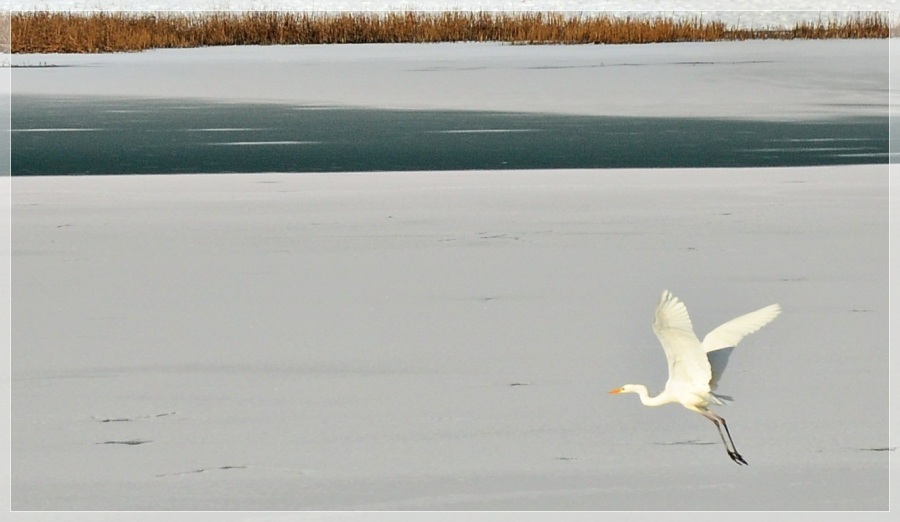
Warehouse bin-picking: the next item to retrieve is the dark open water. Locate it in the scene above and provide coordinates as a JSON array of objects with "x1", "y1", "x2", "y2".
[{"x1": 11, "y1": 96, "x2": 889, "y2": 175}]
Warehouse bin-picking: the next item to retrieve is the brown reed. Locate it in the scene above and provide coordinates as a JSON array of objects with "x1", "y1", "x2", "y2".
[
  {"x1": 9, "y1": 11, "x2": 890, "y2": 54},
  {"x1": 1, "y1": 13, "x2": 10, "y2": 55}
]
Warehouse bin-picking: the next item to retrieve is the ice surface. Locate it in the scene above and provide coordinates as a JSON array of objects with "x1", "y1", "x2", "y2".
[
  {"x1": 11, "y1": 166, "x2": 889, "y2": 510},
  {"x1": 11, "y1": 40, "x2": 888, "y2": 120}
]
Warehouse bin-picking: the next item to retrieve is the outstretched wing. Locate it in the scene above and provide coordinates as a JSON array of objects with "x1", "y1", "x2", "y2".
[
  {"x1": 703, "y1": 303, "x2": 781, "y2": 390},
  {"x1": 652, "y1": 291, "x2": 712, "y2": 392},
  {"x1": 706, "y1": 347, "x2": 734, "y2": 392}
]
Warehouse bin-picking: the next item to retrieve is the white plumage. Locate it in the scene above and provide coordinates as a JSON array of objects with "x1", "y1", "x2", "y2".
[{"x1": 610, "y1": 290, "x2": 781, "y2": 465}]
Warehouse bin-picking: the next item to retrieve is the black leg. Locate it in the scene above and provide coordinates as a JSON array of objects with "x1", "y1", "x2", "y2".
[
  {"x1": 703, "y1": 411, "x2": 748, "y2": 466},
  {"x1": 720, "y1": 419, "x2": 748, "y2": 465}
]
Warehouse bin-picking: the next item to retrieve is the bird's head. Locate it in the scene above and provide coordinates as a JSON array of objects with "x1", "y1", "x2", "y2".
[{"x1": 608, "y1": 384, "x2": 639, "y2": 395}]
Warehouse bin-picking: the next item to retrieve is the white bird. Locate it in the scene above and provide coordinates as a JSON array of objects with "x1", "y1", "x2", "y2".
[{"x1": 609, "y1": 290, "x2": 780, "y2": 465}]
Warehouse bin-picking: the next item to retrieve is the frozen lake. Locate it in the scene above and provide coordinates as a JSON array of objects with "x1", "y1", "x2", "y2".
[
  {"x1": 11, "y1": 40, "x2": 891, "y2": 175},
  {"x1": 11, "y1": 166, "x2": 889, "y2": 510},
  {"x1": 9, "y1": 40, "x2": 891, "y2": 512},
  {"x1": 11, "y1": 96, "x2": 888, "y2": 175}
]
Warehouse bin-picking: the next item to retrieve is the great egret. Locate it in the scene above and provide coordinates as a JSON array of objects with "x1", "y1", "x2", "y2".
[{"x1": 609, "y1": 290, "x2": 780, "y2": 465}]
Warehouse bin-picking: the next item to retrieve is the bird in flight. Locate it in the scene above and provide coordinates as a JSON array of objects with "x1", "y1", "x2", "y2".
[{"x1": 609, "y1": 290, "x2": 780, "y2": 465}]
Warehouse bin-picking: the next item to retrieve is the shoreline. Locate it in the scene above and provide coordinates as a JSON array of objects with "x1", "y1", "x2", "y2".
[{"x1": 9, "y1": 11, "x2": 890, "y2": 53}]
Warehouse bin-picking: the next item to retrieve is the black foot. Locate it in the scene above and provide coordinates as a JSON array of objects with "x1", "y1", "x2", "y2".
[{"x1": 729, "y1": 451, "x2": 748, "y2": 466}]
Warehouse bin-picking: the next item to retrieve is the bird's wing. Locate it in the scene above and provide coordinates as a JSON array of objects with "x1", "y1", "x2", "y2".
[
  {"x1": 702, "y1": 303, "x2": 781, "y2": 389},
  {"x1": 652, "y1": 291, "x2": 712, "y2": 392},
  {"x1": 706, "y1": 347, "x2": 734, "y2": 392},
  {"x1": 702, "y1": 303, "x2": 781, "y2": 353}
]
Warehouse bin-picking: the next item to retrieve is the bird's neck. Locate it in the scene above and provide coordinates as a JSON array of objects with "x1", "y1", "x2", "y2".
[{"x1": 633, "y1": 385, "x2": 672, "y2": 407}]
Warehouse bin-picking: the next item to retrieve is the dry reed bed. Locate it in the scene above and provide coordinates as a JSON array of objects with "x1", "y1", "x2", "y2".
[
  {"x1": 10, "y1": 11, "x2": 891, "y2": 53},
  {"x1": 1, "y1": 14, "x2": 10, "y2": 55}
]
